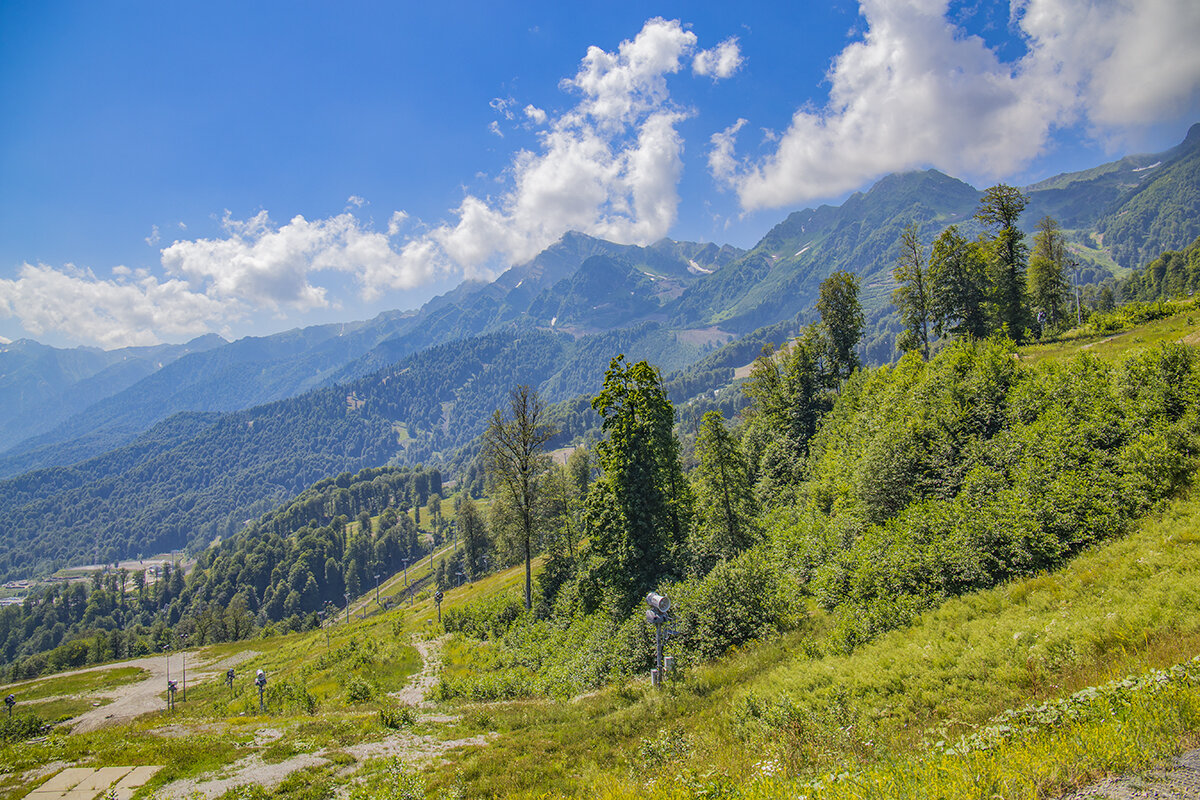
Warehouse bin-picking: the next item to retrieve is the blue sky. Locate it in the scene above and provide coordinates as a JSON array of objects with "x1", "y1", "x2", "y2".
[{"x1": 1, "y1": 0, "x2": 1198, "y2": 348}]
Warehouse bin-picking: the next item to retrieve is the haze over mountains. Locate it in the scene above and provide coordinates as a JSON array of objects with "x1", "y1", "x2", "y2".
[{"x1": 1, "y1": 125, "x2": 1198, "y2": 580}]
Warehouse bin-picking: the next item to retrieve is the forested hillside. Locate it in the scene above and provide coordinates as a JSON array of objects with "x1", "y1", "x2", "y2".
[
  {"x1": 0, "y1": 465, "x2": 442, "y2": 679},
  {"x1": 1119, "y1": 235, "x2": 1200, "y2": 301},
  {"x1": 0, "y1": 334, "x2": 223, "y2": 454},
  {"x1": 0, "y1": 322, "x2": 720, "y2": 581}
]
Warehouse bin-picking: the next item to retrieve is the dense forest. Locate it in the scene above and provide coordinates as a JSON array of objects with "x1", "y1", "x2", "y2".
[
  {"x1": 0, "y1": 466, "x2": 442, "y2": 681},
  {"x1": 429, "y1": 189, "x2": 1200, "y2": 698},
  {"x1": 1118, "y1": 235, "x2": 1200, "y2": 302}
]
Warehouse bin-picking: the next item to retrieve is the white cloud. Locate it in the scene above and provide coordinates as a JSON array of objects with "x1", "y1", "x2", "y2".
[
  {"x1": 709, "y1": 118, "x2": 748, "y2": 184},
  {"x1": 145, "y1": 225, "x2": 160, "y2": 247},
  {"x1": 0, "y1": 263, "x2": 234, "y2": 349},
  {"x1": 715, "y1": 0, "x2": 1200, "y2": 211},
  {"x1": 488, "y1": 120, "x2": 505, "y2": 138},
  {"x1": 3, "y1": 18, "x2": 739, "y2": 348},
  {"x1": 693, "y1": 37, "x2": 743, "y2": 79},
  {"x1": 403, "y1": 17, "x2": 734, "y2": 278},
  {"x1": 161, "y1": 210, "x2": 433, "y2": 307},
  {"x1": 347, "y1": 195, "x2": 366, "y2": 207},
  {"x1": 490, "y1": 97, "x2": 516, "y2": 120},
  {"x1": 387, "y1": 210, "x2": 409, "y2": 236}
]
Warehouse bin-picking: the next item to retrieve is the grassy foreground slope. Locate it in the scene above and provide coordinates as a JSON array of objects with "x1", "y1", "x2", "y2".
[{"x1": 424, "y1": 483, "x2": 1200, "y2": 799}]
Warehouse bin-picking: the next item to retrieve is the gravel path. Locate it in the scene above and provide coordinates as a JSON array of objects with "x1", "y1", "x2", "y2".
[
  {"x1": 156, "y1": 634, "x2": 489, "y2": 799},
  {"x1": 56, "y1": 649, "x2": 259, "y2": 733},
  {"x1": 1061, "y1": 749, "x2": 1200, "y2": 799}
]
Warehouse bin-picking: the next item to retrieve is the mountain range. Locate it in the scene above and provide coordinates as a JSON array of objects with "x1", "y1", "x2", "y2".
[{"x1": 0, "y1": 124, "x2": 1197, "y2": 579}]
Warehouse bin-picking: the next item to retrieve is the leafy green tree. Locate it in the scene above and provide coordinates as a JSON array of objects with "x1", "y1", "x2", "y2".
[
  {"x1": 483, "y1": 385, "x2": 555, "y2": 611},
  {"x1": 741, "y1": 326, "x2": 836, "y2": 495},
  {"x1": 691, "y1": 411, "x2": 759, "y2": 567},
  {"x1": 1027, "y1": 216, "x2": 1072, "y2": 334},
  {"x1": 892, "y1": 223, "x2": 931, "y2": 359},
  {"x1": 976, "y1": 183, "x2": 1030, "y2": 340},
  {"x1": 583, "y1": 356, "x2": 692, "y2": 613},
  {"x1": 818, "y1": 270, "x2": 865, "y2": 380},
  {"x1": 928, "y1": 225, "x2": 990, "y2": 339},
  {"x1": 458, "y1": 496, "x2": 489, "y2": 580}
]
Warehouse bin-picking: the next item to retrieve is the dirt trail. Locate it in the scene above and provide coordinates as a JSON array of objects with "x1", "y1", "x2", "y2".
[
  {"x1": 14, "y1": 649, "x2": 260, "y2": 734},
  {"x1": 1060, "y1": 748, "x2": 1200, "y2": 799},
  {"x1": 157, "y1": 634, "x2": 489, "y2": 799},
  {"x1": 390, "y1": 636, "x2": 445, "y2": 708}
]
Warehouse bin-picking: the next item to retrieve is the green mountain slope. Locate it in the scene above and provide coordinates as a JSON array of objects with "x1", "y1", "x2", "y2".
[{"x1": 0, "y1": 335, "x2": 224, "y2": 453}]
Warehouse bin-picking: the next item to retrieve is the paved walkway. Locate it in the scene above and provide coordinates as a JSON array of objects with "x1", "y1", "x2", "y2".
[{"x1": 25, "y1": 766, "x2": 160, "y2": 800}]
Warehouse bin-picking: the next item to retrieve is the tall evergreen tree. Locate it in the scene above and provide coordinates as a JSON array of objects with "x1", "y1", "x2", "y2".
[
  {"x1": 583, "y1": 356, "x2": 692, "y2": 613},
  {"x1": 892, "y1": 223, "x2": 932, "y2": 360},
  {"x1": 976, "y1": 183, "x2": 1030, "y2": 341},
  {"x1": 691, "y1": 411, "x2": 758, "y2": 568}
]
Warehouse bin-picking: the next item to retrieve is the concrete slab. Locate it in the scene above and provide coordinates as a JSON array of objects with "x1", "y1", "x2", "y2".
[
  {"x1": 32, "y1": 768, "x2": 92, "y2": 792},
  {"x1": 109, "y1": 765, "x2": 162, "y2": 800},
  {"x1": 73, "y1": 766, "x2": 131, "y2": 792}
]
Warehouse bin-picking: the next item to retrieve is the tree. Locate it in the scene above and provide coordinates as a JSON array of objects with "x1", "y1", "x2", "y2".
[
  {"x1": 976, "y1": 184, "x2": 1030, "y2": 340},
  {"x1": 458, "y1": 497, "x2": 489, "y2": 580},
  {"x1": 741, "y1": 326, "x2": 835, "y2": 495},
  {"x1": 892, "y1": 223, "x2": 931, "y2": 360},
  {"x1": 1027, "y1": 216, "x2": 1072, "y2": 334},
  {"x1": 583, "y1": 356, "x2": 692, "y2": 613},
  {"x1": 482, "y1": 385, "x2": 555, "y2": 611},
  {"x1": 818, "y1": 270, "x2": 865, "y2": 380},
  {"x1": 928, "y1": 225, "x2": 990, "y2": 339},
  {"x1": 691, "y1": 411, "x2": 758, "y2": 567}
]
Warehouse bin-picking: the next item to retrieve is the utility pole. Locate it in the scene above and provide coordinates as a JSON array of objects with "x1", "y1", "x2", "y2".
[
  {"x1": 374, "y1": 573, "x2": 380, "y2": 606},
  {"x1": 179, "y1": 633, "x2": 188, "y2": 701},
  {"x1": 344, "y1": 592, "x2": 350, "y2": 625}
]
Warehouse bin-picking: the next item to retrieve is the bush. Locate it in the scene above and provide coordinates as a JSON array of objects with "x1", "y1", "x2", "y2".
[
  {"x1": 0, "y1": 713, "x2": 47, "y2": 742},
  {"x1": 441, "y1": 594, "x2": 525, "y2": 639},
  {"x1": 264, "y1": 679, "x2": 318, "y2": 714},
  {"x1": 343, "y1": 676, "x2": 375, "y2": 704},
  {"x1": 668, "y1": 549, "x2": 795, "y2": 663},
  {"x1": 379, "y1": 701, "x2": 417, "y2": 729}
]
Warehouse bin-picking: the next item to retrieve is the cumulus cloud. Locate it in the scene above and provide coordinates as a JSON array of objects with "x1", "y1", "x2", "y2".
[
  {"x1": 161, "y1": 210, "x2": 433, "y2": 307},
  {"x1": 693, "y1": 38, "x2": 743, "y2": 79},
  {"x1": 715, "y1": 0, "x2": 1200, "y2": 211},
  {"x1": 0, "y1": 263, "x2": 234, "y2": 349},
  {"x1": 404, "y1": 17, "x2": 735, "y2": 278},
  {"x1": 145, "y1": 225, "x2": 160, "y2": 247},
  {"x1": 4, "y1": 18, "x2": 738, "y2": 348}
]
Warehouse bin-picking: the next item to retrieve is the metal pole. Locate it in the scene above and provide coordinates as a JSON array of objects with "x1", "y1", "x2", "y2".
[
  {"x1": 374, "y1": 573, "x2": 380, "y2": 605},
  {"x1": 655, "y1": 623, "x2": 663, "y2": 683},
  {"x1": 181, "y1": 639, "x2": 187, "y2": 702},
  {"x1": 344, "y1": 593, "x2": 350, "y2": 625}
]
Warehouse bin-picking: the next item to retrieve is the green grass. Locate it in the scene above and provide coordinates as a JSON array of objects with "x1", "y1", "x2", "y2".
[
  {"x1": 1, "y1": 665, "x2": 146, "y2": 699},
  {"x1": 1021, "y1": 302, "x2": 1198, "y2": 364},
  {"x1": 420, "y1": 484, "x2": 1200, "y2": 798}
]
